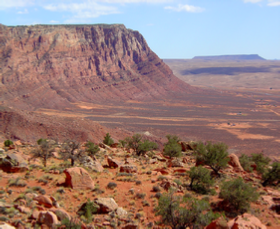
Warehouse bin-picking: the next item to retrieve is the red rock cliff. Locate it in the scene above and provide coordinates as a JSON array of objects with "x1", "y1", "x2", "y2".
[{"x1": 0, "y1": 24, "x2": 196, "y2": 109}]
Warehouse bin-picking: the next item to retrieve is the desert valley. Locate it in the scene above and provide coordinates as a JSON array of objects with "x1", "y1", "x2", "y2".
[{"x1": 0, "y1": 24, "x2": 279, "y2": 229}]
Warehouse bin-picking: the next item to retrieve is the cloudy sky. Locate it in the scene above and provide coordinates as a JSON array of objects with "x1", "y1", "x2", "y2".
[{"x1": 0, "y1": 0, "x2": 279, "y2": 59}]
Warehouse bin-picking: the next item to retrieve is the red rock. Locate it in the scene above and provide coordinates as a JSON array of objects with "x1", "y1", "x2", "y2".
[
  {"x1": 50, "y1": 208, "x2": 71, "y2": 221},
  {"x1": 227, "y1": 213, "x2": 267, "y2": 229},
  {"x1": 206, "y1": 216, "x2": 229, "y2": 229},
  {"x1": 64, "y1": 167, "x2": 95, "y2": 190},
  {"x1": 173, "y1": 168, "x2": 187, "y2": 174},
  {"x1": 228, "y1": 154, "x2": 244, "y2": 172},
  {"x1": 153, "y1": 168, "x2": 169, "y2": 175},
  {"x1": 119, "y1": 165, "x2": 137, "y2": 174},
  {"x1": 34, "y1": 195, "x2": 53, "y2": 208},
  {"x1": 94, "y1": 198, "x2": 118, "y2": 213},
  {"x1": 37, "y1": 211, "x2": 59, "y2": 228},
  {"x1": 106, "y1": 156, "x2": 122, "y2": 168}
]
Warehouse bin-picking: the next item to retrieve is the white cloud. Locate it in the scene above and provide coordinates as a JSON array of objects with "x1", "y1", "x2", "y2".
[
  {"x1": 243, "y1": 0, "x2": 263, "y2": 3},
  {"x1": 0, "y1": 0, "x2": 34, "y2": 9},
  {"x1": 268, "y1": 0, "x2": 280, "y2": 6},
  {"x1": 44, "y1": 2, "x2": 120, "y2": 19},
  {"x1": 164, "y1": 4, "x2": 204, "y2": 13},
  {"x1": 17, "y1": 8, "x2": 28, "y2": 14},
  {"x1": 98, "y1": 0, "x2": 172, "y2": 3}
]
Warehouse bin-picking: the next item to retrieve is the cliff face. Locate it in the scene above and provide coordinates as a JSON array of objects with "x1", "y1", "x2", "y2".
[{"x1": 0, "y1": 24, "x2": 196, "y2": 110}]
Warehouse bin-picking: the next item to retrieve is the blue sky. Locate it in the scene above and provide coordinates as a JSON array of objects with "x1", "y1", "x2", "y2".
[{"x1": 0, "y1": 0, "x2": 279, "y2": 59}]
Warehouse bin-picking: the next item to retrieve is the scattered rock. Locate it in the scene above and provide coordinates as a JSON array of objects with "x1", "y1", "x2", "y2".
[
  {"x1": 227, "y1": 213, "x2": 267, "y2": 229},
  {"x1": 106, "y1": 156, "x2": 122, "y2": 168},
  {"x1": 0, "y1": 153, "x2": 28, "y2": 173},
  {"x1": 94, "y1": 198, "x2": 118, "y2": 213},
  {"x1": 64, "y1": 167, "x2": 95, "y2": 190},
  {"x1": 180, "y1": 141, "x2": 194, "y2": 151},
  {"x1": 115, "y1": 207, "x2": 128, "y2": 219},
  {"x1": 34, "y1": 195, "x2": 53, "y2": 208},
  {"x1": 228, "y1": 154, "x2": 244, "y2": 172},
  {"x1": 50, "y1": 208, "x2": 71, "y2": 221},
  {"x1": 119, "y1": 165, "x2": 137, "y2": 174},
  {"x1": 37, "y1": 211, "x2": 59, "y2": 228},
  {"x1": 167, "y1": 158, "x2": 184, "y2": 167},
  {"x1": 206, "y1": 216, "x2": 229, "y2": 229},
  {"x1": 152, "y1": 155, "x2": 166, "y2": 162},
  {"x1": 153, "y1": 168, "x2": 169, "y2": 175},
  {"x1": 79, "y1": 156, "x2": 104, "y2": 173},
  {"x1": 0, "y1": 223, "x2": 16, "y2": 229},
  {"x1": 122, "y1": 223, "x2": 138, "y2": 229}
]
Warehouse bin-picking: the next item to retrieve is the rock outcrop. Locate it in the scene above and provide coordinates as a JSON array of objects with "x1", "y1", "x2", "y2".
[
  {"x1": 0, "y1": 24, "x2": 197, "y2": 110},
  {"x1": 227, "y1": 213, "x2": 267, "y2": 229},
  {"x1": 64, "y1": 167, "x2": 95, "y2": 190}
]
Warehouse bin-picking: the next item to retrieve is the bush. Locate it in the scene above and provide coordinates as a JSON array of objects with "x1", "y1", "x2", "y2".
[
  {"x1": 4, "y1": 139, "x2": 13, "y2": 147},
  {"x1": 8, "y1": 177, "x2": 27, "y2": 187},
  {"x1": 103, "y1": 133, "x2": 114, "y2": 146},
  {"x1": 77, "y1": 199, "x2": 98, "y2": 224},
  {"x1": 219, "y1": 177, "x2": 259, "y2": 213},
  {"x1": 58, "y1": 218, "x2": 82, "y2": 229},
  {"x1": 262, "y1": 162, "x2": 280, "y2": 187},
  {"x1": 251, "y1": 152, "x2": 271, "y2": 174},
  {"x1": 189, "y1": 166, "x2": 214, "y2": 194},
  {"x1": 163, "y1": 135, "x2": 182, "y2": 158},
  {"x1": 125, "y1": 134, "x2": 158, "y2": 156},
  {"x1": 195, "y1": 141, "x2": 229, "y2": 176},
  {"x1": 155, "y1": 189, "x2": 219, "y2": 229},
  {"x1": 152, "y1": 185, "x2": 161, "y2": 192},
  {"x1": 60, "y1": 140, "x2": 84, "y2": 167},
  {"x1": 239, "y1": 154, "x2": 253, "y2": 172},
  {"x1": 107, "y1": 182, "x2": 117, "y2": 190},
  {"x1": 85, "y1": 141, "x2": 100, "y2": 157}
]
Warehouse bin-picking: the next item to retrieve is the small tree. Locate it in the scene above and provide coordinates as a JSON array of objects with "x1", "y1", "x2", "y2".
[
  {"x1": 239, "y1": 154, "x2": 253, "y2": 172},
  {"x1": 31, "y1": 139, "x2": 56, "y2": 167},
  {"x1": 103, "y1": 133, "x2": 114, "y2": 146},
  {"x1": 189, "y1": 166, "x2": 214, "y2": 194},
  {"x1": 251, "y1": 152, "x2": 271, "y2": 174},
  {"x1": 4, "y1": 139, "x2": 13, "y2": 147},
  {"x1": 85, "y1": 141, "x2": 100, "y2": 157},
  {"x1": 155, "y1": 188, "x2": 218, "y2": 229},
  {"x1": 118, "y1": 139, "x2": 127, "y2": 148},
  {"x1": 125, "y1": 134, "x2": 158, "y2": 156},
  {"x1": 195, "y1": 141, "x2": 229, "y2": 177},
  {"x1": 59, "y1": 140, "x2": 84, "y2": 167},
  {"x1": 163, "y1": 135, "x2": 182, "y2": 158},
  {"x1": 219, "y1": 177, "x2": 259, "y2": 214},
  {"x1": 262, "y1": 162, "x2": 280, "y2": 187}
]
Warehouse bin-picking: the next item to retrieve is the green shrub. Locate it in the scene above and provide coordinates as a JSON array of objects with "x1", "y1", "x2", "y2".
[
  {"x1": 219, "y1": 177, "x2": 259, "y2": 214},
  {"x1": 107, "y1": 182, "x2": 117, "y2": 190},
  {"x1": 135, "y1": 193, "x2": 146, "y2": 199},
  {"x1": 8, "y1": 177, "x2": 27, "y2": 187},
  {"x1": 103, "y1": 133, "x2": 114, "y2": 146},
  {"x1": 4, "y1": 139, "x2": 13, "y2": 147},
  {"x1": 239, "y1": 154, "x2": 253, "y2": 172},
  {"x1": 60, "y1": 140, "x2": 84, "y2": 167},
  {"x1": 155, "y1": 189, "x2": 219, "y2": 229},
  {"x1": 188, "y1": 166, "x2": 214, "y2": 194},
  {"x1": 251, "y1": 152, "x2": 271, "y2": 174},
  {"x1": 85, "y1": 141, "x2": 100, "y2": 157},
  {"x1": 57, "y1": 218, "x2": 82, "y2": 229},
  {"x1": 262, "y1": 162, "x2": 280, "y2": 187},
  {"x1": 77, "y1": 199, "x2": 98, "y2": 224},
  {"x1": 195, "y1": 141, "x2": 229, "y2": 176},
  {"x1": 163, "y1": 135, "x2": 182, "y2": 158}
]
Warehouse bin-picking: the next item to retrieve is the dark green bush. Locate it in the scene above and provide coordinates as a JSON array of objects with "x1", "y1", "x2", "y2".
[
  {"x1": 262, "y1": 162, "x2": 280, "y2": 187},
  {"x1": 107, "y1": 182, "x2": 117, "y2": 190},
  {"x1": 251, "y1": 152, "x2": 271, "y2": 174},
  {"x1": 189, "y1": 166, "x2": 214, "y2": 194},
  {"x1": 239, "y1": 154, "x2": 253, "y2": 172},
  {"x1": 85, "y1": 141, "x2": 100, "y2": 157},
  {"x1": 219, "y1": 177, "x2": 259, "y2": 214},
  {"x1": 103, "y1": 133, "x2": 114, "y2": 146},
  {"x1": 155, "y1": 189, "x2": 219, "y2": 229},
  {"x1": 195, "y1": 141, "x2": 229, "y2": 176},
  {"x1": 163, "y1": 135, "x2": 182, "y2": 158},
  {"x1": 4, "y1": 139, "x2": 13, "y2": 147},
  {"x1": 77, "y1": 199, "x2": 98, "y2": 224}
]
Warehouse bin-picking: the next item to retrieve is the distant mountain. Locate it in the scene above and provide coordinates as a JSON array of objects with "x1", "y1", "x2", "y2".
[
  {"x1": 0, "y1": 24, "x2": 198, "y2": 110},
  {"x1": 193, "y1": 54, "x2": 266, "y2": 61}
]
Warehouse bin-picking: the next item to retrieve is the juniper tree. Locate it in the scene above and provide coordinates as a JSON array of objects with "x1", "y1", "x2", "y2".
[
  {"x1": 59, "y1": 140, "x2": 84, "y2": 167},
  {"x1": 163, "y1": 135, "x2": 182, "y2": 158}
]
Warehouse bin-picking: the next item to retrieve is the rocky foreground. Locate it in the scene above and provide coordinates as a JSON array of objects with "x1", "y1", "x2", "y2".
[{"x1": 0, "y1": 139, "x2": 279, "y2": 229}]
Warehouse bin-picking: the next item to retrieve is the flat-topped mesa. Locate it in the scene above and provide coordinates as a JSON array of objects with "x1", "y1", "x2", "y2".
[
  {"x1": 0, "y1": 24, "x2": 196, "y2": 110},
  {"x1": 193, "y1": 54, "x2": 266, "y2": 61}
]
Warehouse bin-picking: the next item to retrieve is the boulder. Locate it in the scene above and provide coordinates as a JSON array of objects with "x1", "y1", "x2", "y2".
[
  {"x1": 79, "y1": 156, "x2": 104, "y2": 173},
  {"x1": 119, "y1": 165, "x2": 137, "y2": 174},
  {"x1": 94, "y1": 198, "x2": 118, "y2": 213},
  {"x1": 64, "y1": 167, "x2": 95, "y2": 190},
  {"x1": 115, "y1": 207, "x2": 128, "y2": 219},
  {"x1": 167, "y1": 159, "x2": 184, "y2": 168},
  {"x1": 180, "y1": 141, "x2": 194, "y2": 151},
  {"x1": 153, "y1": 168, "x2": 169, "y2": 175},
  {"x1": 152, "y1": 155, "x2": 166, "y2": 162},
  {"x1": 0, "y1": 148, "x2": 4, "y2": 154},
  {"x1": 227, "y1": 213, "x2": 267, "y2": 229},
  {"x1": 0, "y1": 223, "x2": 16, "y2": 229},
  {"x1": 106, "y1": 156, "x2": 122, "y2": 168},
  {"x1": 34, "y1": 195, "x2": 53, "y2": 208},
  {"x1": 37, "y1": 211, "x2": 59, "y2": 228},
  {"x1": 206, "y1": 216, "x2": 229, "y2": 229},
  {"x1": 228, "y1": 154, "x2": 244, "y2": 172},
  {"x1": 0, "y1": 153, "x2": 28, "y2": 173},
  {"x1": 50, "y1": 208, "x2": 71, "y2": 221}
]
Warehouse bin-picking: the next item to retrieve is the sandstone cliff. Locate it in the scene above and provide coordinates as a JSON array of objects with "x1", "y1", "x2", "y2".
[{"x1": 0, "y1": 24, "x2": 197, "y2": 110}]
